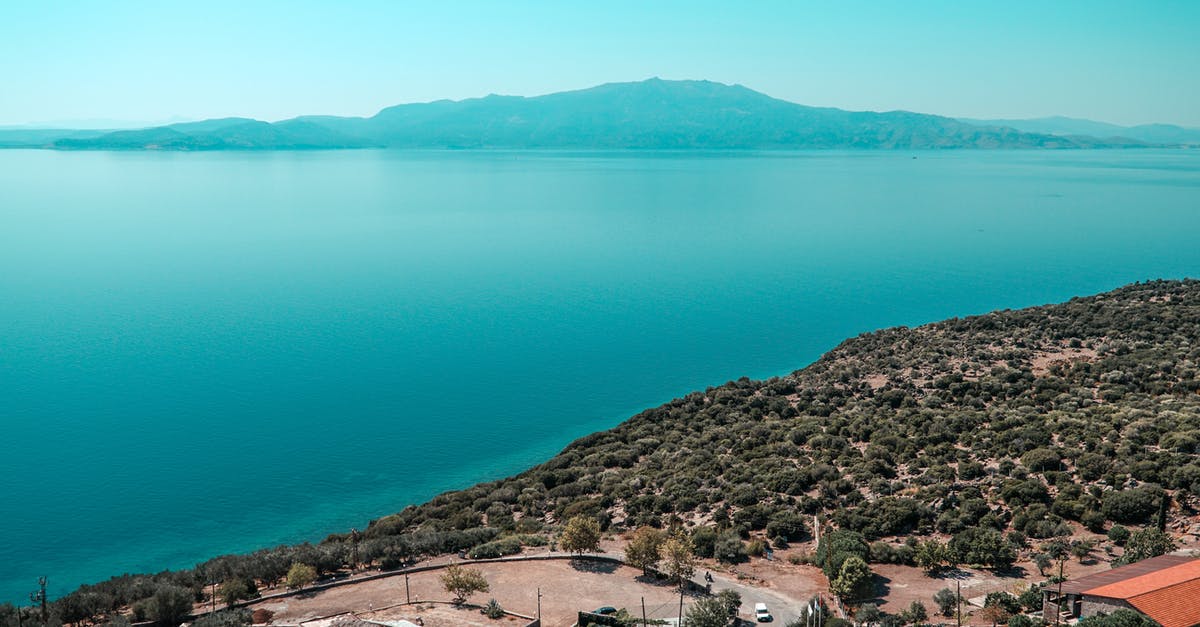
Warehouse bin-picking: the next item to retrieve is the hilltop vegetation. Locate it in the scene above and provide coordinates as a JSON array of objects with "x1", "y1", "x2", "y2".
[
  {"x1": 0, "y1": 79, "x2": 1153, "y2": 151},
  {"x1": 5, "y1": 279, "x2": 1199, "y2": 625}
]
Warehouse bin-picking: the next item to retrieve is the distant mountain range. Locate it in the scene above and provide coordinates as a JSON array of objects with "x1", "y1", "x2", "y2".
[
  {"x1": 958, "y1": 115, "x2": 1200, "y2": 146},
  {"x1": 0, "y1": 79, "x2": 1188, "y2": 151}
]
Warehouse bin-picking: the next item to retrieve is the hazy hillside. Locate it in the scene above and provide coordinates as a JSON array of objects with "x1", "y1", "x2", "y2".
[
  {"x1": 29, "y1": 279, "x2": 1200, "y2": 624},
  {"x1": 960, "y1": 115, "x2": 1200, "y2": 146},
  {"x1": 0, "y1": 79, "x2": 1158, "y2": 151}
]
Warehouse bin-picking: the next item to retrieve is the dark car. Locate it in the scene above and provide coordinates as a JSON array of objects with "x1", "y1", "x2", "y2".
[{"x1": 594, "y1": 606, "x2": 618, "y2": 615}]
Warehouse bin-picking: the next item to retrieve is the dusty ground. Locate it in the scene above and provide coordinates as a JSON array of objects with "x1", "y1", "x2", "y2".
[
  {"x1": 254, "y1": 559, "x2": 703, "y2": 627},
  {"x1": 870, "y1": 556, "x2": 1116, "y2": 624}
]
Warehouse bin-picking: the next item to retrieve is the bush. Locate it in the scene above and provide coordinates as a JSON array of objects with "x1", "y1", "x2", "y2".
[
  {"x1": 147, "y1": 585, "x2": 193, "y2": 627},
  {"x1": 1021, "y1": 448, "x2": 1062, "y2": 472},
  {"x1": 1008, "y1": 616, "x2": 1035, "y2": 627},
  {"x1": 765, "y1": 510, "x2": 809, "y2": 541},
  {"x1": 933, "y1": 588, "x2": 959, "y2": 617},
  {"x1": 950, "y1": 528, "x2": 1016, "y2": 570},
  {"x1": 1103, "y1": 486, "x2": 1165, "y2": 524},
  {"x1": 746, "y1": 539, "x2": 767, "y2": 557},
  {"x1": 691, "y1": 526, "x2": 718, "y2": 558},
  {"x1": 714, "y1": 531, "x2": 748, "y2": 563},
  {"x1": 468, "y1": 537, "x2": 522, "y2": 559},
  {"x1": 1108, "y1": 524, "x2": 1131, "y2": 545},
  {"x1": 1116, "y1": 528, "x2": 1175, "y2": 565},
  {"x1": 481, "y1": 599, "x2": 505, "y2": 619},
  {"x1": 1081, "y1": 509, "x2": 1106, "y2": 533}
]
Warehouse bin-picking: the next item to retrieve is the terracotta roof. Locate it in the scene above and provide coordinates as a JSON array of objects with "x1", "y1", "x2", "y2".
[
  {"x1": 1060, "y1": 554, "x2": 1194, "y2": 595},
  {"x1": 1077, "y1": 557, "x2": 1200, "y2": 627},
  {"x1": 1125, "y1": 579, "x2": 1200, "y2": 627},
  {"x1": 1085, "y1": 559, "x2": 1200, "y2": 599}
]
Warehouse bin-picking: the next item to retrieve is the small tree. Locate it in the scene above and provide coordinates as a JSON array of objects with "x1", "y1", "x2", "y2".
[
  {"x1": 914, "y1": 540, "x2": 950, "y2": 574},
  {"x1": 983, "y1": 591, "x2": 1021, "y2": 627},
  {"x1": 219, "y1": 578, "x2": 251, "y2": 608},
  {"x1": 440, "y1": 564, "x2": 490, "y2": 603},
  {"x1": 560, "y1": 516, "x2": 602, "y2": 554},
  {"x1": 1018, "y1": 585, "x2": 1043, "y2": 612},
  {"x1": 286, "y1": 563, "x2": 316, "y2": 590},
  {"x1": 1070, "y1": 539, "x2": 1096, "y2": 562},
  {"x1": 625, "y1": 526, "x2": 666, "y2": 575},
  {"x1": 857, "y1": 604, "x2": 884, "y2": 626},
  {"x1": 660, "y1": 535, "x2": 697, "y2": 590},
  {"x1": 148, "y1": 585, "x2": 193, "y2": 627},
  {"x1": 685, "y1": 597, "x2": 731, "y2": 627},
  {"x1": 716, "y1": 589, "x2": 741, "y2": 619},
  {"x1": 830, "y1": 555, "x2": 872, "y2": 601},
  {"x1": 932, "y1": 588, "x2": 959, "y2": 617},
  {"x1": 1117, "y1": 528, "x2": 1175, "y2": 565},
  {"x1": 901, "y1": 600, "x2": 927, "y2": 625},
  {"x1": 1033, "y1": 553, "x2": 1052, "y2": 576}
]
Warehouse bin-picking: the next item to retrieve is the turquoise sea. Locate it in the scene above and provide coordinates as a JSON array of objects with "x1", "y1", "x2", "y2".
[{"x1": 1, "y1": 149, "x2": 1198, "y2": 602}]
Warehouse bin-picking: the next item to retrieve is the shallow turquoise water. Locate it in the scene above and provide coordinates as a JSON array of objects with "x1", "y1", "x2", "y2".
[{"x1": 1, "y1": 149, "x2": 1198, "y2": 602}]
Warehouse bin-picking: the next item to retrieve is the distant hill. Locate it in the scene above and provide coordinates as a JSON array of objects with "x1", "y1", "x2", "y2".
[
  {"x1": 959, "y1": 115, "x2": 1200, "y2": 146},
  {"x1": 0, "y1": 79, "x2": 1162, "y2": 151}
]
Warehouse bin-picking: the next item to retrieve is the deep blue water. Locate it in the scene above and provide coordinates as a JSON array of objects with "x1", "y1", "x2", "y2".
[{"x1": 1, "y1": 149, "x2": 1198, "y2": 602}]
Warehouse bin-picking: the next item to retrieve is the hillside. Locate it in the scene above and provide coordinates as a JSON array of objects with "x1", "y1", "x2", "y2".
[
  {"x1": 0, "y1": 79, "x2": 1155, "y2": 151},
  {"x1": 16, "y1": 279, "x2": 1200, "y2": 624},
  {"x1": 960, "y1": 115, "x2": 1200, "y2": 146}
]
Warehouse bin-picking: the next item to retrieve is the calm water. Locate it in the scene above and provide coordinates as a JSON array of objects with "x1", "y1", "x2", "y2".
[{"x1": 1, "y1": 149, "x2": 1198, "y2": 602}]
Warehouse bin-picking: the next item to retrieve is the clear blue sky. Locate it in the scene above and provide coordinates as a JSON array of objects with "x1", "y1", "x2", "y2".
[{"x1": 2, "y1": 0, "x2": 1198, "y2": 127}]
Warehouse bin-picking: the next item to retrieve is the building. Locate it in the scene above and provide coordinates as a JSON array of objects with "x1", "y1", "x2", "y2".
[{"x1": 1043, "y1": 554, "x2": 1200, "y2": 627}]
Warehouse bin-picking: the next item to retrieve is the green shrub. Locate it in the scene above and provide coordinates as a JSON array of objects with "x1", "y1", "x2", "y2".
[{"x1": 468, "y1": 537, "x2": 522, "y2": 559}]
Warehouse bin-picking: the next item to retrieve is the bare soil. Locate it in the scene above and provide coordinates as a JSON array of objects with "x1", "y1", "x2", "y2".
[{"x1": 253, "y1": 559, "x2": 696, "y2": 627}]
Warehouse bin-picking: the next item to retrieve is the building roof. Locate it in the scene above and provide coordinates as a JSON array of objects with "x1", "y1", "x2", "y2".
[
  {"x1": 1124, "y1": 579, "x2": 1200, "y2": 627},
  {"x1": 1060, "y1": 554, "x2": 1194, "y2": 595},
  {"x1": 1073, "y1": 556, "x2": 1200, "y2": 627}
]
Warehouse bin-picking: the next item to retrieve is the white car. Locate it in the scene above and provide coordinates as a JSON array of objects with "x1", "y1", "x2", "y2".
[{"x1": 755, "y1": 602, "x2": 773, "y2": 622}]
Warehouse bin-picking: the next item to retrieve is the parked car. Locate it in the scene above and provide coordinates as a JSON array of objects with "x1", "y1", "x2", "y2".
[
  {"x1": 594, "y1": 606, "x2": 618, "y2": 615},
  {"x1": 755, "y1": 602, "x2": 773, "y2": 622}
]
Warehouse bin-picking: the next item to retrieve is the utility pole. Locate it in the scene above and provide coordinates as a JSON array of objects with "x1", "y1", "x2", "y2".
[
  {"x1": 211, "y1": 580, "x2": 217, "y2": 614},
  {"x1": 405, "y1": 573, "x2": 411, "y2": 604},
  {"x1": 641, "y1": 596, "x2": 647, "y2": 627},
  {"x1": 956, "y1": 579, "x2": 961, "y2": 627},
  {"x1": 678, "y1": 585, "x2": 684, "y2": 626},
  {"x1": 536, "y1": 588, "x2": 542, "y2": 621}
]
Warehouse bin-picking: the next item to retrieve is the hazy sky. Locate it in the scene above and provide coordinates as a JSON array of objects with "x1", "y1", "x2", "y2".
[{"x1": 2, "y1": 0, "x2": 1198, "y2": 127}]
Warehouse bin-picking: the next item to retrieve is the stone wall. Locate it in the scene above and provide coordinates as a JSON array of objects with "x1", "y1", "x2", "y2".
[{"x1": 1081, "y1": 596, "x2": 1134, "y2": 617}]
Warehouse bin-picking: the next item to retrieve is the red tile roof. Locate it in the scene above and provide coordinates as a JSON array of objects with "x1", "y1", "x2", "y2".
[
  {"x1": 1061, "y1": 555, "x2": 1195, "y2": 595},
  {"x1": 1083, "y1": 558, "x2": 1200, "y2": 627},
  {"x1": 1086, "y1": 559, "x2": 1200, "y2": 599},
  {"x1": 1125, "y1": 579, "x2": 1200, "y2": 627}
]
